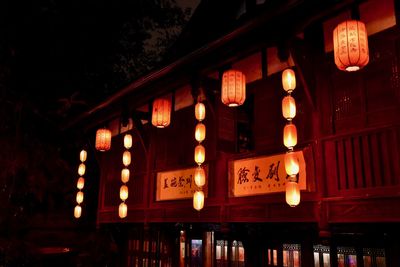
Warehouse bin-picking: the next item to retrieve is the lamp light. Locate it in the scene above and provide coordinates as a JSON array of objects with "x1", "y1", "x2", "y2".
[
  {"x1": 194, "y1": 144, "x2": 205, "y2": 165},
  {"x1": 119, "y1": 202, "x2": 127, "y2": 218},
  {"x1": 95, "y1": 128, "x2": 112, "y2": 151},
  {"x1": 195, "y1": 102, "x2": 206, "y2": 121},
  {"x1": 124, "y1": 134, "x2": 133, "y2": 149},
  {"x1": 283, "y1": 124, "x2": 297, "y2": 149},
  {"x1": 282, "y1": 69, "x2": 296, "y2": 93},
  {"x1": 285, "y1": 180, "x2": 300, "y2": 207},
  {"x1": 152, "y1": 98, "x2": 171, "y2": 128},
  {"x1": 194, "y1": 166, "x2": 206, "y2": 187},
  {"x1": 121, "y1": 168, "x2": 130, "y2": 183},
  {"x1": 193, "y1": 191, "x2": 205, "y2": 211},
  {"x1": 221, "y1": 70, "x2": 246, "y2": 107},
  {"x1": 74, "y1": 205, "x2": 82, "y2": 218},
  {"x1": 195, "y1": 123, "x2": 206, "y2": 143},
  {"x1": 282, "y1": 95, "x2": 296, "y2": 121}
]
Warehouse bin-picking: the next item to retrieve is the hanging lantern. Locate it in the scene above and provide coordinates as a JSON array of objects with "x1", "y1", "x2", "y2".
[
  {"x1": 282, "y1": 95, "x2": 296, "y2": 121},
  {"x1": 195, "y1": 102, "x2": 206, "y2": 121},
  {"x1": 77, "y1": 177, "x2": 85, "y2": 190},
  {"x1": 282, "y1": 69, "x2": 296, "y2": 92},
  {"x1": 74, "y1": 205, "x2": 82, "y2": 218},
  {"x1": 76, "y1": 191, "x2": 84, "y2": 204},
  {"x1": 193, "y1": 190, "x2": 205, "y2": 211},
  {"x1": 119, "y1": 202, "x2": 128, "y2": 218},
  {"x1": 121, "y1": 168, "x2": 130, "y2": 183},
  {"x1": 152, "y1": 98, "x2": 171, "y2": 128},
  {"x1": 80, "y1": 150, "x2": 87, "y2": 162},
  {"x1": 95, "y1": 128, "x2": 112, "y2": 151},
  {"x1": 120, "y1": 185, "x2": 129, "y2": 201},
  {"x1": 284, "y1": 151, "x2": 299, "y2": 176},
  {"x1": 333, "y1": 20, "x2": 369, "y2": 72},
  {"x1": 78, "y1": 163, "x2": 86, "y2": 176},
  {"x1": 283, "y1": 124, "x2": 297, "y2": 149},
  {"x1": 221, "y1": 70, "x2": 246, "y2": 107},
  {"x1": 195, "y1": 123, "x2": 206, "y2": 143},
  {"x1": 123, "y1": 151, "x2": 131, "y2": 166},
  {"x1": 286, "y1": 181, "x2": 300, "y2": 207},
  {"x1": 194, "y1": 166, "x2": 206, "y2": 187},
  {"x1": 194, "y1": 144, "x2": 205, "y2": 165},
  {"x1": 124, "y1": 134, "x2": 133, "y2": 149}
]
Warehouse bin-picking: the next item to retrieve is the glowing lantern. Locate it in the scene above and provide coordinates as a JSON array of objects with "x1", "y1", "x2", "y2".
[
  {"x1": 221, "y1": 70, "x2": 246, "y2": 107},
  {"x1": 284, "y1": 151, "x2": 299, "y2": 176},
  {"x1": 283, "y1": 124, "x2": 297, "y2": 149},
  {"x1": 193, "y1": 191, "x2": 205, "y2": 211},
  {"x1": 195, "y1": 123, "x2": 206, "y2": 143},
  {"x1": 194, "y1": 166, "x2": 206, "y2": 187},
  {"x1": 78, "y1": 163, "x2": 86, "y2": 176},
  {"x1": 76, "y1": 191, "x2": 84, "y2": 204},
  {"x1": 333, "y1": 20, "x2": 369, "y2": 72},
  {"x1": 152, "y1": 98, "x2": 171, "y2": 128},
  {"x1": 80, "y1": 150, "x2": 87, "y2": 162},
  {"x1": 282, "y1": 69, "x2": 296, "y2": 92},
  {"x1": 286, "y1": 181, "x2": 300, "y2": 207},
  {"x1": 77, "y1": 177, "x2": 85, "y2": 190},
  {"x1": 124, "y1": 134, "x2": 133, "y2": 149},
  {"x1": 120, "y1": 185, "x2": 129, "y2": 201},
  {"x1": 282, "y1": 95, "x2": 296, "y2": 121},
  {"x1": 119, "y1": 202, "x2": 127, "y2": 218},
  {"x1": 194, "y1": 144, "x2": 205, "y2": 165},
  {"x1": 195, "y1": 102, "x2": 206, "y2": 121},
  {"x1": 121, "y1": 168, "x2": 130, "y2": 183},
  {"x1": 123, "y1": 151, "x2": 131, "y2": 166},
  {"x1": 74, "y1": 205, "x2": 82, "y2": 218},
  {"x1": 95, "y1": 128, "x2": 112, "y2": 151}
]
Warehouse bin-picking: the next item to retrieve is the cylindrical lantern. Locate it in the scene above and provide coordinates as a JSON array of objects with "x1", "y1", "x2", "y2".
[
  {"x1": 194, "y1": 144, "x2": 205, "y2": 165},
  {"x1": 333, "y1": 20, "x2": 369, "y2": 72},
  {"x1": 80, "y1": 150, "x2": 87, "y2": 162},
  {"x1": 193, "y1": 190, "x2": 205, "y2": 211},
  {"x1": 194, "y1": 166, "x2": 206, "y2": 187},
  {"x1": 284, "y1": 151, "x2": 299, "y2": 176},
  {"x1": 78, "y1": 163, "x2": 86, "y2": 176},
  {"x1": 120, "y1": 185, "x2": 129, "y2": 201},
  {"x1": 123, "y1": 151, "x2": 131, "y2": 166},
  {"x1": 282, "y1": 95, "x2": 296, "y2": 121},
  {"x1": 121, "y1": 168, "x2": 130, "y2": 183},
  {"x1": 195, "y1": 102, "x2": 206, "y2": 121},
  {"x1": 286, "y1": 181, "x2": 300, "y2": 207},
  {"x1": 282, "y1": 69, "x2": 296, "y2": 92},
  {"x1": 76, "y1": 191, "x2": 84, "y2": 204},
  {"x1": 77, "y1": 177, "x2": 85, "y2": 190},
  {"x1": 152, "y1": 98, "x2": 171, "y2": 128},
  {"x1": 195, "y1": 123, "x2": 206, "y2": 143},
  {"x1": 74, "y1": 205, "x2": 82, "y2": 218},
  {"x1": 119, "y1": 202, "x2": 127, "y2": 218},
  {"x1": 124, "y1": 134, "x2": 133, "y2": 149},
  {"x1": 95, "y1": 128, "x2": 112, "y2": 151},
  {"x1": 283, "y1": 124, "x2": 297, "y2": 149},
  {"x1": 221, "y1": 70, "x2": 246, "y2": 107}
]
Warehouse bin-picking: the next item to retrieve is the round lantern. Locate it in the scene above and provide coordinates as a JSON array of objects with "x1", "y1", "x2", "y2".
[
  {"x1": 286, "y1": 181, "x2": 300, "y2": 207},
  {"x1": 80, "y1": 150, "x2": 87, "y2": 162},
  {"x1": 74, "y1": 205, "x2": 82, "y2": 218},
  {"x1": 119, "y1": 202, "x2": 127, "y2": 218},
  {"x1": 121, "y1": 168, "x2": 130, "y2": 183},
  {"x1": 195, "y1": 102, "x2": 206, "y2": 121},
  {"x1": 333, "y1": 20, "x2": 369, "y2": 72},
  {"x1": 195, "y1": 123, "x2": 206, "y2": 143},
  {"x1": 193, "y1": 190, "x2": 205, "y2": 211},
  {"x1": 221, "y1": 70, "x2": 246, "y2": 107},
  {"x1": 123, "y1": 151, "x2": 131, "y2": 166},
  {"x1": 194, "y1": 166, "x2": 206, "y2": 187},
  {"x1": 194, "y1": 144, "x2": 205, "y2": 165},
  {"x1": 152, "y1": 98, "x2": 171, "y2": 128},
  {"x1": 76, "y1": 191, "x2": 84, "y2": 204},
  {"x1": 282, "y1": 69, "x2": 296, "y2": 92},
  {"x1": 95, "y1": 128, "x2": 112, "y2": 151},
  {"x1": 124, "y1": 134, "x2": 133, "y2": 149},
  {"x1": 78, "y1": 163, "x2": 86, "y2": 176},
  {"x1": 284, "y1": 151, "x2": 299, "y2": 176},
  {"x1": 282, "y1": 95, "x2": 296, "y2": 121},
  {"x1": 77, "y1": 177, "x2": 85, "y2": 190},
  {"x1": 283, "y1": 123, "x2": 297, "y2": 149},
  {"x1": 120, "y1": 185, "x2": 129, "y2": 201}
]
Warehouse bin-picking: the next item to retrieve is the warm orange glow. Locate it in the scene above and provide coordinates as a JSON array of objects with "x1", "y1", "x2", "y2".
[
  {"x1": 119, "y1": 202, "x2": 127, "y2": 218},
  {"x1": 286, "y1": 181, "x2": 300, "y2": 207},
  {"x1": 193, "y1": 190, "x2": 204, "y2": 211},
  {"x1": 77, "y1": 177, "x2": 85, "y2": 190},
  {"x1": 74, "y1": 205, "x2": 82, "y2": 218},
  {"x1": 152, "y1": 98, "x2": 171, "y2": 128},
  {"x1": 284, "y1": 151, "x2": 299, "y2": 176},
  {"x1": 195, "y1": 102, "x2": 206, "y2": 121},
  {"x1": 194, "y1": 166, "x2": 206, "y2": 187},
  {"x1": 79, "y1": 150, "x2": 87, "y2": 162},
  {"x1": 123, "y1": 151, "x2": 131, "y2": 166},
  {"x1": 195, "y1": 123, "x2": 206, "y2": 143},
  {"x1": 78, "y1": 163, "x2": 86, "y2": 176},
  {"x1": 221, "y1": 70, "x2": 246, "y2": 107},
  {"x1": 282, "y1": 95, "x2": 296, "y2": 121},
  {"x1": 283, "y1": 124, "x2": 297, "y2": 149},
  {"x1": 194, "y1": 144, "x2": 205, "y2": 165},
  {"x1": 120, "y1": 185, "x2": 129, "y2": 201},
  {"x1": 95, "y1": 128, "x2": 112, "y2": 151},
  {"x1": 76, "y1": 191, "x2": 84, "y2": 204},
  {"x1": 121, "y1": 168, "x2": 130, "y2": 183},
  {"x1": 124, "y1": 134, "x2": 133, "y2": 149},
  {"x1": 282, "y1": 69, "x2": 296, "y2": 92},
  {"x1": 333, "y1": 20, "x2": 369, "y2": 71}
]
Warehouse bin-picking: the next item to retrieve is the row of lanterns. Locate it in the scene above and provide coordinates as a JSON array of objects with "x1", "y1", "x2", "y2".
[
  {"x1": 74, "y1": 149, "x2": 87, "y2": 218},
  {"x1": 119, "y1": 133, "x2": 132, "y2": 218},
  {"x1": 193, "y1": 100, "x2": 206, "y2": 211}
]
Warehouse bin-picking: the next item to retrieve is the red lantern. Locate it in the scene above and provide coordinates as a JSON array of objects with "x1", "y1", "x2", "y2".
[
  {"x1": 95, "y1": 128, "x2": 112, "y2": 151},
  {"x1": 195, "y1": 102, "x2": 206, "y2": 121},
  {"x1": 221, "y1": 70, "x2": 246, "y2": 107},
  {"x1": 152, "y1": 98, "x2": 171, "y2": 128},
  {"x1": 286, "y1": 181, "x2": 300, "y2": 207},
  {"x1": 193, "y1": 190, "x2": 205, "y2": 211},
  {"x1": 282, "y1": 95, "x2": 296, "y2": 121},
  {"x1": 195, "y1": 123, "x2": 206, "y2": 143},
  {"x1": 282, "y1": 69, "x2": 296, "y2": 92},
  {"x1": 283, "y1": 124, "x2": 297, "y2": 149},
  {"x1": 194, "y1": 144, "x2": 205, "y2": 165}
]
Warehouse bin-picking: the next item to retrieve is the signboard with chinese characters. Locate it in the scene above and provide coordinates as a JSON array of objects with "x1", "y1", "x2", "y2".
[
  {"x1": 229, "y1": 151, "x2": 306, "y2": 197},
  {"x1": 156, "y1": 166, "x2": 208, "y2": 201}
]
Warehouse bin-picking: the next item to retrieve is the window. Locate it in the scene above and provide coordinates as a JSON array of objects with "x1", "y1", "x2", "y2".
[{"x1": 283, "y1": 244, "x2": 301, "y2": 267}]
